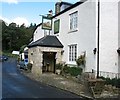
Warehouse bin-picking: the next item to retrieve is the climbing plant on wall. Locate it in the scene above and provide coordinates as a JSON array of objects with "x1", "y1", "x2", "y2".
[{"x1": 76, "y1": 52, "x2": 86, "y2": 67}]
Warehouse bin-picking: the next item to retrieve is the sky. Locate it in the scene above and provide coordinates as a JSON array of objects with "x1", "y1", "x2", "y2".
[{"x1": 0, "y1": 0, "x2": 78, "y2": 26}]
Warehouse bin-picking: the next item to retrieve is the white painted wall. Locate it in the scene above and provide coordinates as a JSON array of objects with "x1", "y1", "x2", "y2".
[
  {"x1": 53, "y1": 0, "x2": 97, "y2": 72},
  {"x1": 52, "y1": 0, "x2": 120, "y2": 75},
  {"x1": 32, "y1": 0, "x2": 120, "y2": 77},
  {"x1": 99, "y1": 1, "x2": 118, "y2": 74},
  {"x1": 118, "y1": 1, "x2": 120, "y2": 75},
  {"x1": 33, "y1": 25, "x2": 44, "y2": 42},
  {"x1": 33, "y1": 25, "x2": 53, "y2": 42}
]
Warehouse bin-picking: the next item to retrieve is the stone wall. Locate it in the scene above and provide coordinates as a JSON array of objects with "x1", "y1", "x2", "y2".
[
  {"x1": 28, "y1": 46, "x2": 63, "y2": 76},
  {"x1": 28, "y1": 47, "x2": 42, "y2": 77}
]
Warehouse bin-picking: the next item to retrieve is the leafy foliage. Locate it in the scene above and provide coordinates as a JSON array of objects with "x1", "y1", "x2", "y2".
[
  {"x1": 76, "y1": 54, "x2": 86, "y2": 66},
  {"x1": 62, "y1": 65, "x2": 83, "y2": 76},
  {"x1": 19, "y1": 45, "x2": 27, "y2": 54},
  {"x1": 99, "y1": 76, "x2": 120, "y2": 88},
  {"x1": 27, "y1": 63, "x2": 33, "y2": 71},
  {"x1": 68, "y1": 67, "x2": 83, "y2": 76},
  {"x1": 55, "y1": 63, "x2": 63, "y2": 70},
  {"x1": 1, "y1": 20, "x2": 36, "y2": 52}
]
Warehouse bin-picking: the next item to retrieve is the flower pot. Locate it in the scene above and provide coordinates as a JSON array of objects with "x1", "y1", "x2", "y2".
[{"x1": 56, "y1": 69, "x2": 61, "y2": 75}]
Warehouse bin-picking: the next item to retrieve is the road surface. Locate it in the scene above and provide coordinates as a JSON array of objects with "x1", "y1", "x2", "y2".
[{"x1": 2, "y1": 58, "x2": 82, "y2": 99}]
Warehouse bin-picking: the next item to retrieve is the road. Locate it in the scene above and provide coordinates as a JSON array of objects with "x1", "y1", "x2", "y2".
[{"x1": 2, "y1": 58, "x2": 82, "y2": 99}]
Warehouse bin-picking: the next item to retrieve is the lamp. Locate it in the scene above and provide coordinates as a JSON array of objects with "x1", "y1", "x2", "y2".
[
  {"x1": 61, "y1": 50, "x2": 64, "y2": 55},
  {"x1": 117, "y1": 48, "x2": 120, "y2": 54},
  {"x1": 93, "y1": 48, "x2": 97, "y2": 54}
]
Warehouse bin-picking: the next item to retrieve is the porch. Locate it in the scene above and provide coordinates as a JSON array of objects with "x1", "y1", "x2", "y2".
[{"x1": 28, "y1": 35, "x2": 64, "y2": 76}]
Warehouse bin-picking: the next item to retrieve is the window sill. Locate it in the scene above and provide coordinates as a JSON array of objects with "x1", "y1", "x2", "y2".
[
  {"x1": 54, "y1": 34, "x2": 59, "y2": 36},
  {"x1": 68, "y1": 29, "x2": 78, "y2": 33}
]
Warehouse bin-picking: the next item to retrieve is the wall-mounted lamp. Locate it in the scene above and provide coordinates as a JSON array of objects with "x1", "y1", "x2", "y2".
[
  {"x1": 117, "y1": 48, "x2": 120, "y2": 54},
  {"x1": 93, "y1": 48, "x2": 97, "y2": 54},
  {"x1": 61, "y1": 50, "x2": 64, "y2": 55}
]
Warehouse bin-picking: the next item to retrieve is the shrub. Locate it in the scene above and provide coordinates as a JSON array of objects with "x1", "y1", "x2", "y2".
[
  {"x1": 27, "y1": 63, "x2": 32, "y2": 71},
  {"x1": 62, "y1": 65, "x2": 82, "y2": 76},
  {"x1": 62, "y1": 65, "x2": 70, "y2": 74},
  {"x1": 55, "y1": 63, "x2": 63, "y2": 70},
  {"x1": 68, "y1": 67, "x2": 83, "y2": 76},
  {"x1": 99, "y1": 76, "x2": 120, "y2": 88},
  {"x1": 76, "y1": 54, "x2": 86, "y2": 67},
  {"x1": 111, "y1": 78, "x2": 120, "y2": 88}
]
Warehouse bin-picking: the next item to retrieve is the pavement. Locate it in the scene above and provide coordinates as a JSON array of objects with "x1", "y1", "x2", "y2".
[{"x1": 22, "y1": 71, "x2": 94, "y2": 99}]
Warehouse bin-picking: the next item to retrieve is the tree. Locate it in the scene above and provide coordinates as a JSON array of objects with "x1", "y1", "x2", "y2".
[{"x1": 2, "y1": 21, "x2": 35, "y2": 52}]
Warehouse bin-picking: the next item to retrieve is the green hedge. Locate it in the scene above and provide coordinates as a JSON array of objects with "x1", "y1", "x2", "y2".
[
  {"x1": 99, "y1": 76, "x2": 120, "y2": 88},
  {"x1": 62, "y1": 65, "x2": 82, "y2": 76},
  {"x1": 2, "y1": 51, "x2": 18, "y2": 58},
  {"x1": 55, "y1": 63, "x2": 63, "y2": 70}
]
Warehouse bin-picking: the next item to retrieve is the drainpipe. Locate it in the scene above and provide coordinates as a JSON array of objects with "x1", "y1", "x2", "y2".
[{"x1": 97, "y1": 0, "x2": 100, "y2": 78}]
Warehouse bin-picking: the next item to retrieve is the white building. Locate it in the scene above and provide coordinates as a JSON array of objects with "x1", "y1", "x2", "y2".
[{"x1": 28, "y1": 0, "x2": 120, "y2": 78}]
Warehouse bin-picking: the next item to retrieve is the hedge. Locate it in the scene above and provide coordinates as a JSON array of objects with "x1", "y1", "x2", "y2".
[{"x1": 99, "y1": 76, "x2": 120, "y2": 88}]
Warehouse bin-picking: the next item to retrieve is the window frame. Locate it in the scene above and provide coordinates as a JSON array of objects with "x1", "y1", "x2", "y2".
[
  {"x1": 68, "y1": 44, "x2": 77, "y2": 62},
  {"x1": 54, "y1": 19, "x2": 60, "y2": 34},
  {"x1": 69, "y1": 11, "x2": 78, "y2": 31}
]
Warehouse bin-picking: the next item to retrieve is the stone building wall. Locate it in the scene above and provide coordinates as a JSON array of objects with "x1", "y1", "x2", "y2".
[
  {"x1": 28, "y1": 46, "x2": 63, "y2": 76},
  {"x1": 28, "y1": 47, "x2": 42, "y2": 77}
]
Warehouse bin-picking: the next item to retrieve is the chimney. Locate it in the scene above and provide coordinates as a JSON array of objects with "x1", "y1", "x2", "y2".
[
  {"x1": 47, "y1": 10, "x2": 53, "y2": 18},
  {"x1": 55, "y1": 2, "x2": 61, "y2": 15},
  {"x1": 55, "y1": 2, "x2": 73, "y2": 15}
]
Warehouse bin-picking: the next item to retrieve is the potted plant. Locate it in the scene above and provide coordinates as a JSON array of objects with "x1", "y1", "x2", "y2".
[{"x1": 55, "y1": 63, "x2": 62, "y2": 75}]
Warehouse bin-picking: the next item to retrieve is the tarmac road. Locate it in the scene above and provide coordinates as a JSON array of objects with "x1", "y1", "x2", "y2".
[{"x1": 2, "y1": 58, "x2": 82, "y2": 99}]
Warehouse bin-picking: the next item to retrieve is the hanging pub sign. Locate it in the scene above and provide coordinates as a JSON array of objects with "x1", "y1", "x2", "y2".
[
  {"x1": 42, "y1": 16, "x2": 52, "y2": 30},
  {"x1": 54, "y1": 19, "x2": 60, "y2": 34}
]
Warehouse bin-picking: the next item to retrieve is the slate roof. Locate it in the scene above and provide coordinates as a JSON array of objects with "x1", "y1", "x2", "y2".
[
  {"x1": 53, "y1": 1, "x2": 86, "y2": 18},
  {"x1": 28, "y1": 35, "x2": 63, "y2": 48}
]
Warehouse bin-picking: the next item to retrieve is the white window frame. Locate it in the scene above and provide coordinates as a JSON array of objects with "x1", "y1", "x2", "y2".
[
  {"x1": 69, "y1": 44, "x2": 77, "y2": 62},
  {"x1": 69, "y1": 11, "x2": 78, "y2": 31}
]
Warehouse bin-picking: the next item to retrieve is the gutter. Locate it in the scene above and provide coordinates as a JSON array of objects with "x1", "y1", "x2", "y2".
[{"x1": 97, "y1": 0, "x2": 100, "y2": 78}]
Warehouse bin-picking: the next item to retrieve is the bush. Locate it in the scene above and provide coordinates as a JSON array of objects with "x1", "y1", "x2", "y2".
[
  {"x1": 62, "y1": 65, "x2": 82, "y2": 76},
  {"x1": 111, "y1": 78, "x2": 120, "y2": 88},
  {"x1": 27, "y1": 63, "x2": 32, "y2": 71},
  {"x1": 2, "y1": 51, "x2": 18, "y2": 58},
  {"x1": 76, "y1": 54, "x2": 86, "y2": 66},
  {"x1": 68, "y1": 67, "x2": 83, "y2": 76},
  {"x1": 62, "y1": 65, "x2": 70, "y2": 74},
  {"x1": 99, "y1": 77, "x2": 120, "y2": 88},
  {"x1": 55, "y1": 63, "x2": 63, "y2": 70}
]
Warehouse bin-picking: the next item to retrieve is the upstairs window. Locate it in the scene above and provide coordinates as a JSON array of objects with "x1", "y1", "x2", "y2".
[
  {"x1": 69, "y1": 44, "x2": 77, "y2": 61},
  {"x1": 54, "y1": 19, "x2": 60, "y2": 34},
  {"x1": 70, "y1": 11, "x2": 78, "y2": 30}
]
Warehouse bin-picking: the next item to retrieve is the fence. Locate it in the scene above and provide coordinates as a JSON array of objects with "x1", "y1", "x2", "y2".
[{"x1": 93, "y1": 70, "x2": 120, "y2": 79}]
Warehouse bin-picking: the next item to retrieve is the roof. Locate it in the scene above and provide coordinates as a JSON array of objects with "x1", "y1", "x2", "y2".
[
  {"x1": 12, "y1": 51, "x2": 19, "y2": 55},
  {"x1": 33, "y1": 1, "x2": 86, "y2": 33},
  {"x1": 53, "y1": 1, "x2": 86, "y2": 18},
  {"x1": 58, "y1": 2, "x2": 73, "y2": 6},
  {"x1": 28, "y1": 35, "x2": 63, "y2": 48},
  {"x1": 33, "y1": 23, "x2": 42, "y2": 33}
]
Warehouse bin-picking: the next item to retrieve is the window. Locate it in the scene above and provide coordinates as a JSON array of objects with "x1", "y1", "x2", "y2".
[
  {"x1": 54, "y1": 19, "x2": 60, "y2": 34},
  {"x1": 70, "y1": 11, "x2": 78, "y2": 30},
  {"x1": 69, "y1": 44, "x2": 77, "y2": 61}
]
